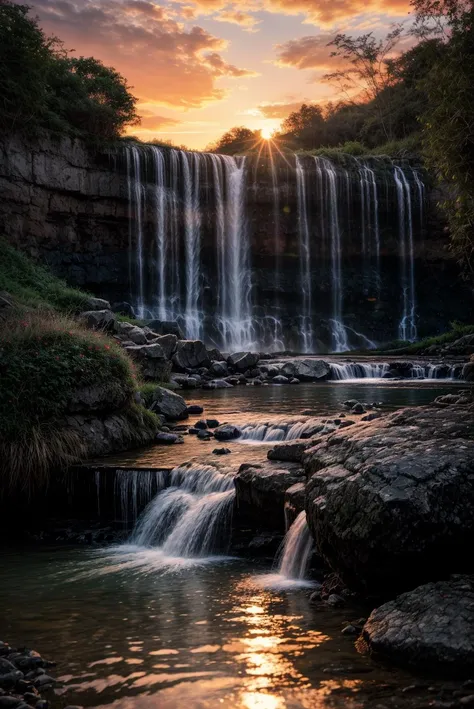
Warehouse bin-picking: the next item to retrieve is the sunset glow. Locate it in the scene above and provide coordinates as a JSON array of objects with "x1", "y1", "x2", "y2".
[{"x1": 21, "y1": 0, "x2": 415, "y2": 149}]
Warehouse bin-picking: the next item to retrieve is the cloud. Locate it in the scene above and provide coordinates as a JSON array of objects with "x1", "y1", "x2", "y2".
[
  {"x1": 214, "y1": 9, "x2": 261, "y2": 30},
  {"x1": 275, "y1": 34, "x2": 345, "y2": 72},
  {"x1": 256, "y1": 100, "x2": 322, "y2": 118},
  {"x1": 23, "y1": 0, "x2": 256, "y2": 109}
]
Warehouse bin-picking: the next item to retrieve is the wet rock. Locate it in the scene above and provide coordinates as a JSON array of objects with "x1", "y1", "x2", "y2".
[
  {"x1": 214, "y1": 424, "x2": 241, "y2": 441},
  {"x1": 342, "y1": 625, "x2": 359, "y2": 636},
  {"x1": 33, "y1": 675, "x2": 55, "y2": 688},
  {"x1": 156, "y1": 432, "x2": 182, "y2": 445},
  {"x1": 188, "y1": 427, "x2": 199, "y2": 435},
  {"x1": 338, "y1": 420, "x2": 355, "y2": 429},
  {"x1": 172, "y1": 340, "x2": 211, "y2": 371},
  {"x1": 154, "y1": 334, "x2": 178, "y2": 359},
  {"x1": 194, "y1": 420, "x2": 208, "y2": 430},
  {"x1": 351, "y1": 403, "x2": 366, "y2": 414},
  {"x1": 388, "y1": 361, "x2": 414, "y2": 378},
  {"x1": 207, "y1": 348, "x2": 225, "y2": 362},
  {"x1": 289, "y1": 378, "x2": 300, "y2": 384},
  {"x1": 84, "y1": 297, "x2": 110, "y2": 311},
  {"x1": 361, "y1": 412, "x2": 382, "y2": 422},
  {"x1": 0, "y1": 659, "x2": 23, "y2": 689},
  {"x1": 305, "y1": 403, "x2": 474, "y2": 594},
  {"x1": 227, "y1": 351, "x2": 260, "y2": 372},
  {"x1": 213, "y1": 447, "x2": 231, "y2": 455},
  {"x1": 273, "y1": 375, "x2": 289, "y2": 384},
  {"x1": 125, "y1": 343, "x2": 171, "y2": 381},
  {"x1": 145, "y1": 319, "x2": 184, "y2": 339},
  {"x1": 235, "y1": 461, "x2": 306, "y2": 530},
  {"x1": 361, "y1": 576, "x2": 474, "y2": 675},
  {"x1": 252, "y1": 378, "x2": 263, "y2": 386},
  {"x1": 187, "y1": 405, "x2": 204, "y2": 415},
  {"x1": 280, "y1": 359, "x2": 331, "y2": 382},
  {"x1": 210, "y1": 361, "x2": 228, "y2": 377},
  {"x1": 111, "y1": 301, "x2": 135, "y2": 318},
  {"x1": 151, "y1": 387, "x2": 188, "y2": 421},
  {"x1": 463, "y1": 361, "x2": 474, "y2": 382},
  {"x1": 326, "y1": 594, "x2": 344, "y2": 607},
  {"x1": 285, "y1": 482, "x2": 306, "y2": 522},
  {"x1": 35, "y1": 701, "x2": 49, "y2": 709},
  {"x1": 79, "y1": 309, "x2": 115, "y2": 331},
  {"x1": 268, "y1": 440, "x2": 314, "y2": 463},
  {"x1": 206, "y1": 419, "x2": 220, "y2": 428},
  {"x1": 343, "y1": 399, "x2": 360, "y2": 409},
  {"x1": 197, "y1": 430, "x2": 213, "y2": 440},
  {"x1": 0, "y1": 698, "x2": 24, "y2": 708},
  {"x1": 202, "y1": 379, "x2": 233, "y2": 389}
]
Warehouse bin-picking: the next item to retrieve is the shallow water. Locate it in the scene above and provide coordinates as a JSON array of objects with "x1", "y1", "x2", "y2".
[
  {"x1": 0, "y1": 545, "x2": 417, "y2": 709},
  {"x1": 104, "y1": 380, "x2": 463, "y2": 469}
]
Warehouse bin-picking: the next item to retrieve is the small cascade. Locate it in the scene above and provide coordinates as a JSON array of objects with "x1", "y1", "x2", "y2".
[
  {"x1": 239, "y1": 419, "x2": 326, "y2": 442},
  {"x1": 253, "y1": 510, "x2": 314, "y2": 589},
  {"x1": 130, "y1": 464, "x2": 235, "y2": 558},
  {"x1": 114, "y1": 470, "x2": 167, "y2": 524},
  {"x1": 329, "y1": 362, "x2": 389, "y2": 380},
  {"x1": 410, "y1": 363, "x2": 461, "y2": 380},
  {"x1": 278, "y1": 511, "x2": 314, "y2": 581}
]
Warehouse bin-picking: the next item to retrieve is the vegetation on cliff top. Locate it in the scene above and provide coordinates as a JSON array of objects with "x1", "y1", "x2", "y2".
[{"x1": 0, "y1": 1, "x2": 139, "y2": 141}]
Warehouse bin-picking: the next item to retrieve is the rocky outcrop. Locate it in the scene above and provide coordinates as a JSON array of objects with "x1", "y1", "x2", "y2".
[
  {"x1": 150, "y1": 386, "x2": 188, "y2": 421},
  {"x1": 280, "y1": 359, "x2": 330, "y2": 381},
  {"x1": 360, "y1": 576, "x2": 474, "y2": 675},
  {"x1": 172, "y1": 340, "x2": 211, "y2": 371},
  {"x1": 227, "y1": 351, "x2": 260, "y2": 372},
  {"x1": 235, "y1": 461, "x2": 306, "y2": 530},
  {"x1": 124, "y1": 343, "x2": 171, "y2": 380},
  {"x1": 304, "y1": 399, "x2": 474, "y2": 594}
]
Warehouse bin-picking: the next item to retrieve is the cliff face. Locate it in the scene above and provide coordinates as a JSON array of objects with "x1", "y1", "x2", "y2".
[
  {"x1": 0, "y1": 132, "x2": 471, "y2": 346},
  {"x1": 0, "y1": 132, "x2": 130, "y2": 298}
]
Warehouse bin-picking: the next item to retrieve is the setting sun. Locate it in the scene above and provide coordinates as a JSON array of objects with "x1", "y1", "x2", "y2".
[{"x1": 260, "y1": 126, "x2": 274, "y2": 140}]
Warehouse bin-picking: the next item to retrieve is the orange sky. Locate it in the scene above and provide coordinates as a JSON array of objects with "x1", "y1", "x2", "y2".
[{"x1": 25, "y1": 0, "x2": 414, "y2": 149}]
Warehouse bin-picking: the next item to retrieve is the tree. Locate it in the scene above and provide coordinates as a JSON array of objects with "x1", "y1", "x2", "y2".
[
  {"x1": 414, "y1": 0, "x2": 474, "y2": 275},
  {"x1": 0, "y1": 1, "x2": 53, "y2": 131},
  {"x1": 206, "y1": 126, "x2": 260, "y2": 154},
  {"x1": 0, "y1": 2, "x2": 139, "y2": 141},
  {"x1": 325, "y1": 28, "x2": 404, "y2": 141},
  {"x1": 280, "y1": 104, "x2": 325, "y2": 149}
]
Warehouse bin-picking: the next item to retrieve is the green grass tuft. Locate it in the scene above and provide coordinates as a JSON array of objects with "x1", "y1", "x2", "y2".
[{"x1": 0, "y1": 238, "x2": 89, "y2": 312}]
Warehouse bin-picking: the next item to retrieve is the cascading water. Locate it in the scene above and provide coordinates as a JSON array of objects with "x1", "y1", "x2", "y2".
[
  {"x1": 129, "y1": 464, "x2": 235, "y2": 559},
  {"x1": 124, "y1": 146, "x2": 426, "y2": 353},
  {"x1": 253, "y1": 510, "x2": 314, "y2": 589},
  {"x1": 329, "y1": 362, "x2": 389, "y2": 380},
  {"x1": 114, "y1": 470, "x2": 167, "y2": 523}
]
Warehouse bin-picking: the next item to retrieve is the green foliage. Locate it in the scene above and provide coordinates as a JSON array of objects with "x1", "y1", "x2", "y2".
[
  {"x1": 0, "y1": 1, "x2": 139, "y2": 141},
  {"x1": 370, "y1": 322, "x2": 474, "y2": 354},
  {"x1": 0, "y1": 311, "x2": 136, "y2": 441},
  {"x1": 281, "y1": 104, "x2": 325, "y2": 150},
  {"x1": 368, "y1": 133, "x2": 422, "y2": 158},
  {"x1": 206, "y1": 126, "x2": 261, "y2": 154},
  {"x1": 0, "y1": 239, "x2": 88, "y2": 312},
  {"x1": 416, "y1": 1, "x2": 474, "y2": 276}
]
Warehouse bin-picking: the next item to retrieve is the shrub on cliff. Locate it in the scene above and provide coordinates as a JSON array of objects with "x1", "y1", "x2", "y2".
[{"x1": 0, "y1": 310, "x2": 139, "y2": 493}]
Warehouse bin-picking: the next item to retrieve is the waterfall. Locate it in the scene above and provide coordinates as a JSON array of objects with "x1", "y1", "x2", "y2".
[
  {"x1": 130, "y1": 464, "x2": 235, "y2": 558},
  {"x1": 278, "y1": 511, "x2": 313, "y2": 581},
  {"x1": 239, "y1": 419, "x2": 327, "y2": 442},
  {"x1": 316, "y1": 157, "x2": 348, "y2": 352},
  {"x1": 329, "y1": 362, "x2": 389, "y2": 380},
  {"x1": 394, "y1": 166, "x2": 417, "y2": 342},
  {"x1": 296, "y1": 156, "x2": 313, "y2": 353},
  {"x1": 114, "y1": 470, "x2": 167, "y2": 524},
  {"x1": 126, "y1": 146, "x2": 145, "y2": 316},
  {"x1": 123, "y1": 146, "x2": 426, "y2": 352}
]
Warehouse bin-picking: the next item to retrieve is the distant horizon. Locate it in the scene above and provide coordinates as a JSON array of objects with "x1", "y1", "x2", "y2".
[{"x1": 18, "y1": 0, "x2": 415, "y2": 149}]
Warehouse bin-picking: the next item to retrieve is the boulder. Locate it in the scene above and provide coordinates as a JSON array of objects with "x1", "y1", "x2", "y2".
[
  {"x1": 172, "y1": 340, "x2": 211, "y2": 371},
  {"x1": 203, "y1": 379, "x2": 233, "y2": 389},
  {"x1": 227, "y1": 351, "x2": 260, "y2": 372},
  {"x1": 111, "y1": 301, "x2": 136, "y2": 318},
  {"x1": 360, "y1": 576, "x2": 474, "y2": 675},
  {"x1": 155, "y1": 334, "x2": 178, "y2": 359},
  {"x1": 210, "y1": 361, "x2": 228, "y2": 377},
  {"x1": 156, "y1": 432, "x2": 182, "y2": 445},
  {"x1": 387, "y1": 361, "x2": 414, "y2": 378},
  {"x1": 463, "y1": 361, "x2": 474, "y2": 382},
  {"x1": 268, "y1": 439, "x2": 315, "y2": 463},
  {"x1": 305, "y1": 402, "x2": 474, "y2": 594},
  {"x1": 146, "y1": 319, "x2": 184, "y2": 339},
  {"x1": 79, "y1": 309, "x2": 115, "y2": 331},
  {"x1": 213, "y1": 448, "x2": 231, "y2": 455},
  {"x1": 187, "y1": 405, "x2": 204, "y2": 414},
  {"x1": 151, "y1": 386, "x2": 188, "y2": 421},
  {"x1": 214, "y1": 424, "x2": 241, "y2": 441},
  {"x1": 84, "y1": 296, "x2": 111, "y2": 311},
  {"x1": 207, "y1": 348, "x2": 225, "y2": 362},
  {"x1": 273, "y1": 375, "x2": 289, "y2": 384},
  {"x1": 443, "y1": 334, "x2": 474, "y2": 356},
  {"x1": 280, "y1": 359, "x2": 330, "y2": 381},
  {"x1": 235, "y1": 461, "x2": 306, "y2": 530},
  {"x1": 124, "y1": 326, "x2": 147, "y2": 345},
  {"x1": 124, "y1": 343, "x2": 171, "y2": 381}
]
